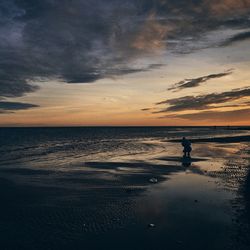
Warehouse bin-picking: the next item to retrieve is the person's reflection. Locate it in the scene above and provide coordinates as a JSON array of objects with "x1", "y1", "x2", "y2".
[{"x1": 182, "y1": 156, "x2": 192, "y2": 167}]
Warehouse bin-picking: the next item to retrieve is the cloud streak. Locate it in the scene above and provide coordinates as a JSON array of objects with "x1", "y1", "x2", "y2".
[
  {"x1": 167, "y1": 70, "x2": 233, "y2": 91},
  {"x1": 141, "y1": 108, "x2": 152, "y2": 111},
  {"x1": 0, "y1": 101, "x2": 39, "y2": 112},
  {"x1": 222, "y1": 30, "x2": 250, "y2": 46},
  {"x1": 156, "y1": 88, "x2": 250, "y2": 112},
  {"x1": 160, "y1": 108, "x2": 250, "y2": 121}
]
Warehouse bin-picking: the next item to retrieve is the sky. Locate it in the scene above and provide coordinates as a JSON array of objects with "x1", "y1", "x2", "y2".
[{"x1": 0, "y1": 0, "x2": 250, "y2": 126}]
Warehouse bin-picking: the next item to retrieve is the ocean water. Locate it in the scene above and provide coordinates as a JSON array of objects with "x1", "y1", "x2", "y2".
[{"x1": 0, "y1": 126, "x2": 244, "y2": 169}]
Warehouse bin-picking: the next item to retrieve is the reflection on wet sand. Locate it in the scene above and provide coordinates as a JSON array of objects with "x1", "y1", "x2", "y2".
[{"x1": 182, "y1": 156, "x2": 192, "y2": 168}]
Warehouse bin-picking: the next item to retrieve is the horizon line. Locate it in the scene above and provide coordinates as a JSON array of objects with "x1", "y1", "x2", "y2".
[{"x1": 0, "y1": 125, "x2": 250, "y2": 128}]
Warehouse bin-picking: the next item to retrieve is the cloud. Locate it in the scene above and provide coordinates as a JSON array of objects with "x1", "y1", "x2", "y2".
[
  {"x1": 155, "y1": 88, "x2": 250, "y2": 112},
  {"x1": 1, "y1": 0, "x2": 171, "y2": 99},
  {"x1": 1, "y1": 0, "x2": 250, "y2": 100},
  {"x1": 222, "y1": 30, "x2": 250, "y2": 46},
  {"x1": 141, "y1": 108, "x2": 152, "y2": 111},
  {"x1": 205, "y1": 0, "x2": 250, "y2": 17},
  {"x1": 160, "y1": 108, "x2": 250, "y2": 121},
  {"x1": 167, "y1": 69, "x2": 233, "y2": 91},
  {"x1": 0, "y1": 101, "x2": 39, "y2": 112},
  {"x1": 131, "y1": 12, "x2": 172, "y2": 51}
]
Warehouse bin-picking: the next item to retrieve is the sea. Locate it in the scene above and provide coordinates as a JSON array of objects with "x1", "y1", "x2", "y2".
[{"x1": 0, "y1": 126, "x2": 244, "y2": 169}]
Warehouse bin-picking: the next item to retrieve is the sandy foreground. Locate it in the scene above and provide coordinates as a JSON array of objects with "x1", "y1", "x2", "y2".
[{"x1": 0, "y1": 134, "x2": 250, "y2": 250}]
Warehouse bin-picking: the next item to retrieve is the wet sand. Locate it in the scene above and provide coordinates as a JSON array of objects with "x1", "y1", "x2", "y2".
[{"x1": 0, "y1": 134, "x2": 250, "y2": 249}]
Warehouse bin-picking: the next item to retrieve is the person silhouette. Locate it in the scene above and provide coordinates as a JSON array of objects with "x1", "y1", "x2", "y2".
[{"x1": 181, "y1": 137, "x2": 192, "y2": 157}]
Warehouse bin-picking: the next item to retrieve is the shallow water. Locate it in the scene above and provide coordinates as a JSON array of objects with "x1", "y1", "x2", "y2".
[
  {"x1": 134, "y1": 173, "x2": 234, "y2": 250},
  {"x1": 0, "y1": 127, "x2": 246, "y2": 168}
]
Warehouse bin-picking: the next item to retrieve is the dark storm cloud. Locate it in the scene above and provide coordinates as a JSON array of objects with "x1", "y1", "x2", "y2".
[
  {"x1": 0, "y1": 101, "x2": 39, "y2": 112},
  {"x1": 155, "y1": 88, "x2": 250, "y2": 112},
  {"x1": 160, "y1": 108, "x2": 250, "y2": 121},
  {"x1": 222, "y1": 30, "x2": 250, "y2": 46},
  {"x1": 167, "y1": 70, "x2": 233, "y2": 91},
  {"x1": 1, "y1": 0, "x2": 250, "y2": 99}
]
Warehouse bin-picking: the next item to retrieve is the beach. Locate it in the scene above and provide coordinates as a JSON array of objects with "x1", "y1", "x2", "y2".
[{"x1": 0, "y1": 127, "x2": 250, "y2": 250}]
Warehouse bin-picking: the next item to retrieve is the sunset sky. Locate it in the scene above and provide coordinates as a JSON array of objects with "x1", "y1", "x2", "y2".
[{"x1": 0, "y1": 0, "x2": 250, "y2": 126}]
